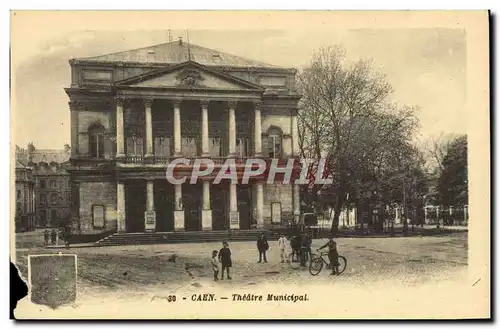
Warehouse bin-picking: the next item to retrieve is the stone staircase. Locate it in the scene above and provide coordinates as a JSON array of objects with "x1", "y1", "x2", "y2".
[{"x1": 95, "y1": 229, "x2": 281, "y2": 247}]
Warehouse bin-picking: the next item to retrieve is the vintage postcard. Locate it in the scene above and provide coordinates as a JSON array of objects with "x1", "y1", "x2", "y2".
[{"x1": 10, "y1": 10, "x2": 490, "y2": 319}]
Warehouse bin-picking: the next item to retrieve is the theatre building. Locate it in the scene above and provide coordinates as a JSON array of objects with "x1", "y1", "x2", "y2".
[{"x1": 66, "y1": 38, "x2": 302, "y2": 234}]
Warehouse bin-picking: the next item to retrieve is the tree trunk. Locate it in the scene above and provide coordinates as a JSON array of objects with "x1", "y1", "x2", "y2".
[{"x1": 331, "y1": 192, "x2": 345, "y2": 235}]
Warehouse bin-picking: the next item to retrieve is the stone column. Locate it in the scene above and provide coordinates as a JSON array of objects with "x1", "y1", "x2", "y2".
[
  {"x1": 69, "y1": 101, "x2": 79, "y2": 157},
  {"x1": 173, "y1": 99, "x2": 182, "y2": 157},
  {"x1": 293, "y1": 183, "x2": 301, "y2": 224},
  {"x1": 174, "y1": 183, "x2": 184, "y2": 231},
  {"x1": 201, "y1": 180, "x2": 212, "y2": 230},
  {"x1": 201, "y1": 100, "x2": 209, "y2": 157},
  {"x1": 229, "y1": 181, "x2": 240, "y2": 229},
  {"x1": 228, "y1": 101, "x2": 237, "y2": 157},
  {"x1": 144, "y1": 98, "x2": 154, "y2": 157},
  {"x1": 145, "y1": 180, "x2": 156, "y2": 232},
  {"x1": 254, "y1": 101, "x2": 262, "y2": 156},
  {"x1": 117, "y1": 181, "x2": 125, "y2": 233},
  {"x1": 116, "y1": 98, "x2": 125, "y2": 157},
  {"x1": 291, "y1": 113, "x2": 299, "y2": 157},
  {"x1": 255, "y1": 181, "x2": 264, "y2": 228}
]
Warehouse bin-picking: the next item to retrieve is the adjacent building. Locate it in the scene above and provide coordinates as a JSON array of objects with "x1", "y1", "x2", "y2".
[
  {"x1": 14, "y1": 159, "x2": 35, "y2": 232},
  {"x1": 16, "y1": 147, "x2": 71, "y2": 228},
  {"x1": 65, "y1": 38, "x2": 302, "y2": 234}
]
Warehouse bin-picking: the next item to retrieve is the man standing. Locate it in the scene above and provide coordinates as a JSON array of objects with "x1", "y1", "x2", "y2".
[
  {"x1": 277, "y1": 233, "x2": 287, "y2": 263},
  {"x1": 257, "y1": 233, "x2": 269, "y2": 263}
]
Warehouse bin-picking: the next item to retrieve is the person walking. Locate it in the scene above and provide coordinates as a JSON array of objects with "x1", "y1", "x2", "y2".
[
  {"x1": 257, "y1": 233, "x2": 269, "y2": 263},
  {"x1": 277, "y1": 233, "x2": 287, "y2": 263},
  {"x1": 218, "y1": 241, "x2": 232, "y2": 280}
]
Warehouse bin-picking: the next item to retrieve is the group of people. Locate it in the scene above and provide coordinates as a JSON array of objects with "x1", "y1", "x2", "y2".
[
  {"x1": 43, "y1": 226, "x2": 71, "y2": 248},
  {"x1": 210, "y1": 232, "x2": 341, "y2": 281}
]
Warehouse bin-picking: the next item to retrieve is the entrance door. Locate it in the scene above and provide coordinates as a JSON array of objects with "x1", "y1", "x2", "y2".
[
  {"x1": 154, "y1": 180, "x2": 174, "y2": 232},
  {"x1": 183, "y1": 184, "x2": 201, "y2": 231},
  {"x1": 238, "y1": 185, "x2": 252, "y2": 229},
  {"x1": 125, "y1": 180, "x2": 146, "y2": 233},
  {"x1": 211, "y1": 183, "x2": 228, "y2": 230}
]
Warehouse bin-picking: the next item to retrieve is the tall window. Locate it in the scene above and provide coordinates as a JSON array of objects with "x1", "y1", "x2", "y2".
[
  {"x1": 50, "y1": 180, "x2": 57, "y2": 188},
  {"x1": 236, "y1": 138, "x2": 249, "y2": 157},
  {"x1": 126, "y1": 134, "x2": 144, "y2": 156},
  {"x1": 89, "y1": 124, "x2": 105, "y2": 158},
  {"x1": 50, "y1": 193, "x2": 58, "y2": 204},
  {"x1": 154, "y1": 136, "x2": 170, "y2": 156},
  {"x1": 39, "y1": 180, "x2": 46, "y2": 189},
  {"x1": 267, "y1": 128, "x2": 282, "y2": 159}
]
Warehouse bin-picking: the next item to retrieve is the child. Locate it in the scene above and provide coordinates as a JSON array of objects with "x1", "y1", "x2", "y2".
[
  {"x1": 277, "y1": 234, "x2": 287, "y2": 263},
  {"x1": 318, "y1": 237, "x2": 340, "y2": 275},
  {"x1": 211, "y1": 250, "x2": 220, "y2": 281},
  {"x1": 218, "y1": 241, "x2": 232, "y2": 280}
]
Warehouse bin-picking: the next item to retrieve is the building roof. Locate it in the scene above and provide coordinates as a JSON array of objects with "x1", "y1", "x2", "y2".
[
  {"x1": 75, "y1": 40, "x2": 279, "y2": 68},
  {"x1": 16, "y1": 149, "x2": 70, "y2": 165}
]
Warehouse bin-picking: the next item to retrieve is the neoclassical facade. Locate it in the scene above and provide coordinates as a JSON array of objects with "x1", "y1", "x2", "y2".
[{"x1": 66, "y1": 39, "x2": 301, "y2": 234}]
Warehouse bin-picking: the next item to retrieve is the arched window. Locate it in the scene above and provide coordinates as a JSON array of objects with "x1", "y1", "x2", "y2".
[
  {"x1": 267, "y1": 127, "x2": 282, "y2": 159},
  {"x1": 89, "y1": 124, "x2": 105, "y2": 158}
]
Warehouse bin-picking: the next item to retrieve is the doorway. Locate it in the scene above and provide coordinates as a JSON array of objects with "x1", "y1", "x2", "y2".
[
  {"x1": 154, "y1": 180, "x2": 174, "y2": 232},
  {"x1": 125, "y1": 180, "x2": 146, "y2": 233},
  {"x1": 183, "y1": 183, "x2": 202, "y2": 231}
]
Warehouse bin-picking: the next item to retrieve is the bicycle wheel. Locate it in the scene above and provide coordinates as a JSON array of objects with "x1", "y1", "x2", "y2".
[
  {"x1": 338, "y1": 256, "x2": 347, "y2": 274},
  {"x1": 309, "y1": 257, "x2": 324, "y2": 276},
  {"x1": 288, "y1": 253, "x2": 301, "y2": 270}
]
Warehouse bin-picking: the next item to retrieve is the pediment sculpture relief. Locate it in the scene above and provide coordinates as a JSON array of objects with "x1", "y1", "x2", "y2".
[{"x1": 176, "y1": 68, "x2": 205, "y2": 88}]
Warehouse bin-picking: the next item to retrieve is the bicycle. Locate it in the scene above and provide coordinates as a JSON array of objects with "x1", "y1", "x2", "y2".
[
  {"x1": 309, "y1": 251, "x2": 347, "y2": 276},
  {"x1": 287, "y1": 248, "x2": 317, "y2": 270}
]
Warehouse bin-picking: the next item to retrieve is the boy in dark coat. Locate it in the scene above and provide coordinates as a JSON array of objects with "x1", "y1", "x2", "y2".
[
  {"x1": 218, "y1": 241, "x2": 232, "y2": 280},
  {"x1": 257, "y1": 233, "x2": 269, "y2": 263}
]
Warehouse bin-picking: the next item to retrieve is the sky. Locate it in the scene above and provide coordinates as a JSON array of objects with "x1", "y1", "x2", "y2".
[{"x1": 11, "y1": 13, "x2": 467, "y2": 149}]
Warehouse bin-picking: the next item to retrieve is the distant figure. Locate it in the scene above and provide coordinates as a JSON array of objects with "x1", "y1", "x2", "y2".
[
  {"x1": 211, "y1": 250, "x2": 220, "y2": 281},
  {"x1": 257, "y1": 233, "x2": 269, "y2": 263},
  {"x1": 218, "y1": 242, "x2": 232, "y2": 280},
  {"x1": 50, "y1": 228, "x2": 57, "y2": 245},
  {"x1": 43, "y1": 229, "x2": 50, "y2": 246},
  {"x1": 318, "y1": 237, "x2": 340, "y2": 275},
  {"x1": 277, "y1": 233, "x2": 287, "y2": 263},
  {"x1": 64, "y1": 226, "x2": 71, "y2": 249},
  {"x1": 290, "y1": 234, "x2": 302, "y2": 261},
  {"x1": 300, "y1": 232, "x2": 312, "y2": 267}
]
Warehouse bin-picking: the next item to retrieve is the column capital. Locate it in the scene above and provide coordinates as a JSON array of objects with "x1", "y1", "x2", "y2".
[
  {"x1": 253, "y1": 100, "x2": 262, "y2": 111},
  {"x1": 200, "y1": 100, "x2": 210, "y2": 109},
  {"x1": 68, "y1": 100, "x2": 82, "y2": 110},
  {"x1": 172, "y1": 99, "x2": 182, "y2": 108},
  {"x1": 228, "y1": 100, "x2": 238, "y2": 109},
  {"x1": 143, "y1": 98, "x2": 154, "y2": 108},
  {"x1": 115, "y1": 97, "x2": 127, "y2": 107}
]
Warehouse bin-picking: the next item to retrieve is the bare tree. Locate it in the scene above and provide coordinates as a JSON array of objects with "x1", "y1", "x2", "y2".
[
  {"x1": 425, "y1": 133, "x2": 458, "y2": 174},
  {"x1": 297, "y1": 46, "x2": 420, "y2": 233}
]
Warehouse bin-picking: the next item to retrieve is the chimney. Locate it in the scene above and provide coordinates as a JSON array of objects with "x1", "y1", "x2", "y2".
[{"x1": 178, "y1": 37, "x2": 183, "y2": 46}]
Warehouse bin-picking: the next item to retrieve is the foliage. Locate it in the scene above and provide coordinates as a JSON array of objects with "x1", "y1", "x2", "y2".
[
  {"x1": 437, "y1": 135, "x2": 468, "y2": 206},
  {"x1": 297, "y1": 45, "x2": 422, "y2": 232}
]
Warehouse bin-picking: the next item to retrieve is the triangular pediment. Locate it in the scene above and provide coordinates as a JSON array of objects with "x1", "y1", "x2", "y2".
[{"x1": 116, "y1": 61, "x2": 264, "y2": 92}]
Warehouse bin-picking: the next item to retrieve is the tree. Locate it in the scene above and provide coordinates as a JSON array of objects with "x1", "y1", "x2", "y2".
[
  {"x1": 437, "y1": 134, "x2": 468, "y2": 207},
  {"x1": 297, "y1": 46, "x2": 420, "y2": 233},
  {"x1": 27, "y1": 142, "x2": 35, "y2": 153}
]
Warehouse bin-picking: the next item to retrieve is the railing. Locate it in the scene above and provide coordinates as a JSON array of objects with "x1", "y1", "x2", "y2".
[
  {"x1": 120, "y1": 155, "x2": 297, "y2": 166},
  {"x1": 153, "y1": 156, "x2": 171, "y2": 165},
  {"x1": 126, "y1": 155, "x2": 143, "y2": 164}
]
